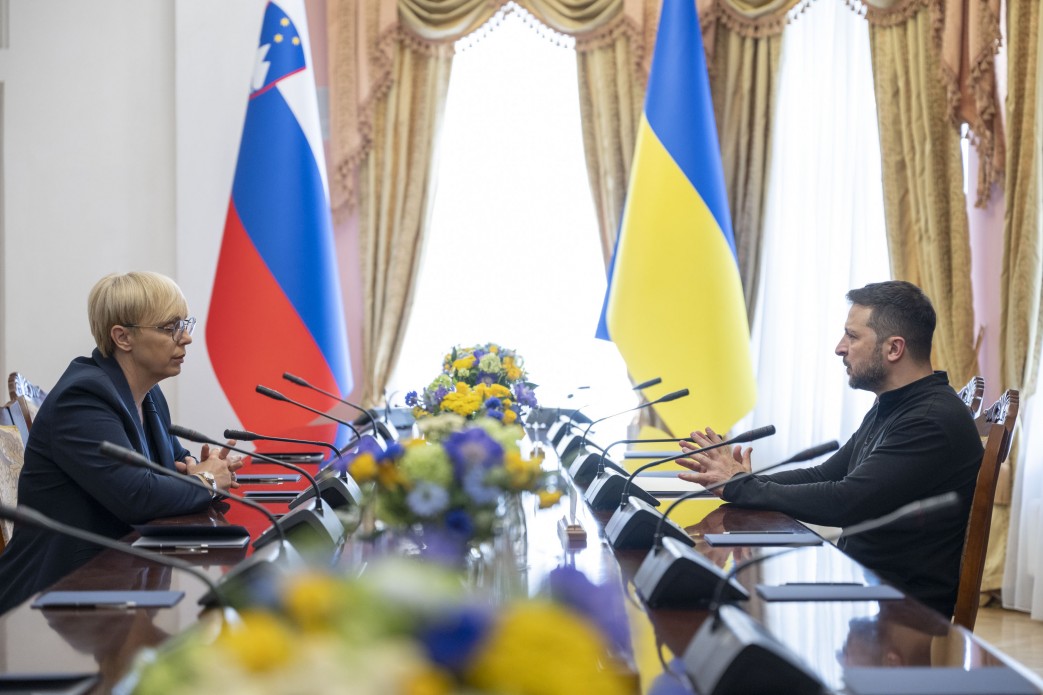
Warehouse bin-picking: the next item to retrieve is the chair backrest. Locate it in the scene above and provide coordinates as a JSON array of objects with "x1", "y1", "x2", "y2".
[
  {"x1": 956, "y1": 375, "x2": 986, "y2": 418},
  {"x1": 0, "y1": 399, "x2": 30, "y2": 550},
  {"x1": 7, "y1": 372, "x2": 47, "y2": 438},
  {"x1": 953, "y1": 389, "x2": 1019, "y2": 631}
]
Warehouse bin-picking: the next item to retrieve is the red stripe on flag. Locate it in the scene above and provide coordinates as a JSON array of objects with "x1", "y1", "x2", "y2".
[{"x1": 207, "y1": 201, "x2": 340, "y2": 450}]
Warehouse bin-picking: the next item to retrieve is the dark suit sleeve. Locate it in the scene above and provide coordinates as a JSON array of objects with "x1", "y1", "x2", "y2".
[
  {"x1": 48, "y1": 381, "x2": 211, "y2": 525},
  {"x1": 721, "y1": 417, "x2": 961, "y2": 527}
]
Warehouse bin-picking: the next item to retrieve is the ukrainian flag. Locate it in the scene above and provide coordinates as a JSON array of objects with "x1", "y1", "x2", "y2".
[{"x1": 597, "y1": 0, "x2": 755, "y2": 435}]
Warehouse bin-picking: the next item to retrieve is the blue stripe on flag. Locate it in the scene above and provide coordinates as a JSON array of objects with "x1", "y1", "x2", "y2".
[{"x1": 643, "y1": 0, "x2": 736, "y2": 256}]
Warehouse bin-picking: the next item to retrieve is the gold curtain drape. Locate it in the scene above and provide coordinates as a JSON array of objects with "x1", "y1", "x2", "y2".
[
  {"x1": 865, "y1": 2, "x2": 979, "y2": 389},
  {"x1": 576, "y1": 19, "x2": 647, "y2": 266},
  {"x1": 356, "y1": 41, "x2": 453, "y2": 406},
  {"x1": 706, "y1": 21, "x2": 786, "y2": 319}
]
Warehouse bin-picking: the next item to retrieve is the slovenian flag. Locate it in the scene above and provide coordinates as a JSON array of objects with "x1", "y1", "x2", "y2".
[
  {"x1": 597, "y1": 0, "x2": 755, "y2": 435},
  {"x1": 208, "y1": 0, "x2": 353, "y2": 448}
]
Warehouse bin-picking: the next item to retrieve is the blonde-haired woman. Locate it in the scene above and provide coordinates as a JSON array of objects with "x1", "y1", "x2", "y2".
[{"x1": 0, "y1": 272, "x2": 241, "y2": 612}]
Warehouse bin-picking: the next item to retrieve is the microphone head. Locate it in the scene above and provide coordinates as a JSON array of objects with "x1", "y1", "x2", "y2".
[
  {"x1": 169, "y1": 424, "x2": 208, "y2": 443},
  {"x1": 655, "y1": 388, "x2": 690, "y2": 404},
  {"x1": 282, "y1": 372, "x2": 309, "y2": 387},
  {"x1": 632, "y1": 377, "x2": 662, "y2": 390},
  {"x1": 732, "y1": 424, "x2": 776, "y2": 444},
  {"x1": 790, "y1": 440, "x2": 840, "y2": 462},
  {"x1": 256, "y1": 385, "x2": 287, "y2": 401},
  {"x1": 224, "y1": 428, "x2": 256, "y2": 441}
]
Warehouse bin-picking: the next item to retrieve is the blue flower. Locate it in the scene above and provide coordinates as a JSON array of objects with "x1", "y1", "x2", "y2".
[
  {"x1": 383, "y1": 442, "x2": 405, "y2": 462},
  {"x1": 484, "y1": 397, "x2": 502, "y2": 410},
  {"x1": 443, "y1": 428, "x2": 503, "y2": 479},
  {"x1": 405, "y1": 390, "x2": 418, "y2": 406},
  {"x1": 406, "y1": 481, "x2": 450, "y2": 517},
  {"x1": 419, "y1": 606, "x2": 492, "y2": 673},
  {"x1": 513, "y1": 383, "x2": 538, "y2": 408},
  {"x1": 462, "y1": 466, "x2": 501, "y2": 505},
  {"x1": 486, "y1": 408, "x2": 504, "y2": 422},
  {"x1": 445, "y1": 509, "x2": 475, "y2": 538}
]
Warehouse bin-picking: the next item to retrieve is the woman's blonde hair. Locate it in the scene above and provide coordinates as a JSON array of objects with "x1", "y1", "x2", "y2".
[{"x1": 88, "y1": 272, "x2": 189, "y2": 356}]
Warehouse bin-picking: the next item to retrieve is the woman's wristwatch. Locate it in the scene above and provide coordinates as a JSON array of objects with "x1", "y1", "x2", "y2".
[{"x1": 195, "y1": 471, "x2": 218, "y2": 499}]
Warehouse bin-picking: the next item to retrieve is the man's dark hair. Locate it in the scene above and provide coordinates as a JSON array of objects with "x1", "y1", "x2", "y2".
[{"x1": 846, "y1": 281, "x2": 936, "y2": 362}]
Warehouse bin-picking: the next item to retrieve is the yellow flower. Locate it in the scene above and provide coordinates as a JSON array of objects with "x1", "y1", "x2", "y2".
[
  {"x1": 218, "y1": 611, "x2": 295, "y2": 673},
  {"x1": 377, "y1": 462, "x2": 406, "y2": 490},
  {"x1": 506, "y1": 367, "x2": 522, "y2": 381},
  {"x1": 466, "y1": 603, "x2": 630, "y2": 695},
  {"x1": 502, "y1": 408, "x2": 517, "y2": 424},
  {"x1": 538, "y1": 489, "x2": 563, "y2": 508},
  {"x1": 401, "y1": 667, "x2": 454, "y2": 695},
  {"x1": 488, "y1": 384, "x2": 511, "y2": 398},
  {"x1": 283, "y1": 573, "x2": 343, "y2": 633},
  {"x1": 442, "y1": 390, "x2": 482, "y2": 417},
  {"x1": 452, "y1": 355, "x2": 476, "y2": 371},
  {"x1": 488, "y1": 344, "x2": 500, "y2": 354},
  {"x1": 504, "y1": 450, "x2": 539, "y2": 488},
  {"x1": 349, "y1": 452, "x2": 378, "y2": 482}
]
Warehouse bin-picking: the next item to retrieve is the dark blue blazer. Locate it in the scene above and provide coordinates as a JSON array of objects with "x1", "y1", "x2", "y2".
[{"x1": 0, "y1": 349, "x2": 211, "y2": 613}]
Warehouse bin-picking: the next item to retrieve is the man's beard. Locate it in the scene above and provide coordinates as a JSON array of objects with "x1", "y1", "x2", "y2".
[{"x1": 847, "y1": 349, "x2": 887, "y2": 392}]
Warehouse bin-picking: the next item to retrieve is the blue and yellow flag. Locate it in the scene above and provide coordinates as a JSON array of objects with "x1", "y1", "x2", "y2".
[{"x1": 597, "y1": 0, "x2": 755, "y2": 435}]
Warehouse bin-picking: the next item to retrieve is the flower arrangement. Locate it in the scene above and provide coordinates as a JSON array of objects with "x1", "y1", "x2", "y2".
[
  {"x1": 406, "y1": 343, "x2": 538, "y2": 423},
  {"x1": 124, "y1": 559, "x2": 633, "y2": 695},
  {"x1": 336, "y1": 415, "x2": 561, "y2": 543}
]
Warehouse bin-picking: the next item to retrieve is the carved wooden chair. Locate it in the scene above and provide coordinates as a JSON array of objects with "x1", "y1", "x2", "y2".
[
  {"x1": 0, "y1": 399, "x2": 30, "y2": 551},
  {"x1": 7, "y1": 372, "x2": 47, "y2": 441},
  {"x1": 956, "y1": 375, "x2": 986, "y2": 418},
  {"x1": 953, "y1": 389, "x2": 1019, "y2": 631}
]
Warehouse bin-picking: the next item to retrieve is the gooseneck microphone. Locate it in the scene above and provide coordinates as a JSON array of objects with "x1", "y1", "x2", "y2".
[
  {"x1": 584, "y1": 424, "x2": 776, "y2": 512},
  {"x1": 619, "y1": 425, "x2": 777, "y2": 508},
  {"x1": 283, "y1": 372, "x2": 398, "y2": 443},
  {"x1": 685, "y1": 491, "x2": 962, "y2": 695},
  {"x1": 170, "y1": 425, "x2": 325, "y2": 517},
  {"x1": 579, "y1": 387, "x2": 690, "y2": 450},
  {"x1": 0, "y1": 503, "x2": 232, "y2": 613},
  {"x1": 255, "y1": 385, "x2": 362, "y2": 443},
  {"x1": 169, "y1": 425, "x2": 346, "y2": 552},
  {"x1": 553, "y1": 377, "x2": 657, "y2": 445},
  {"x1": 630, "y1": 441, "x2": 841, "y2": 608},
  {"x1": 651, "y1": 440, "x2": 840, "y2": 549},
  {"x1": 632, "y1": 377, "x2": 663, "y2": 391},
  {"x1": 282, "y1": 372, "x2": 373, "y2": 426},
  {"x1": 97, "y1": 441, "x2": 290, "y2": 555},
  {"x1": 223, "y1": 428, "x2": 340, "y2": 462},
  {"x1": 223, "y1": 428, "x2": 363, "y2": 511}
]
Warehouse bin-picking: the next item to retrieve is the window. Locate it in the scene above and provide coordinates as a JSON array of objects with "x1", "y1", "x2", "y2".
[{"x1": 387, "y1": 10, "x2": 636, "y2": 436}]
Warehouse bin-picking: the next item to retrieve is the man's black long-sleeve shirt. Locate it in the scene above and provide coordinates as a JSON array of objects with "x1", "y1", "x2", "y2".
[{"x1": 723, "y1": 372, "x2": 983, "y2": 616}]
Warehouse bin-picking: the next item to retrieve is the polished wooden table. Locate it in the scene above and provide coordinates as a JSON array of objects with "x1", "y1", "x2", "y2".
[{"x1": 1, "y1": 434, "x2": 1041, "y2": 694}]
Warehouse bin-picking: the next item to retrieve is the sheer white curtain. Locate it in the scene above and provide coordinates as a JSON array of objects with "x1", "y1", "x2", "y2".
[
  {"x1": 386, "y1": 11, "x2": 636, "y2": 435},
  {"x1": 1005, "y1": 398, "x2": 1043, "y2": 618},
  {"x1": 750, "y1": 4, "x2": 890, "y2": 680},
  {"x1": 733, "y1": 0, "x2": 891, "y2": 469},
  {"x1": 1004, "y1": 11, "x2": 1043, "y2": 617}
]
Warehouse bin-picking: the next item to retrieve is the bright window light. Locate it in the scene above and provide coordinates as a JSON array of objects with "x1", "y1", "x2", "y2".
[{"x1": 387, "y1": 10, "x2": 637, "y2": 435}]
